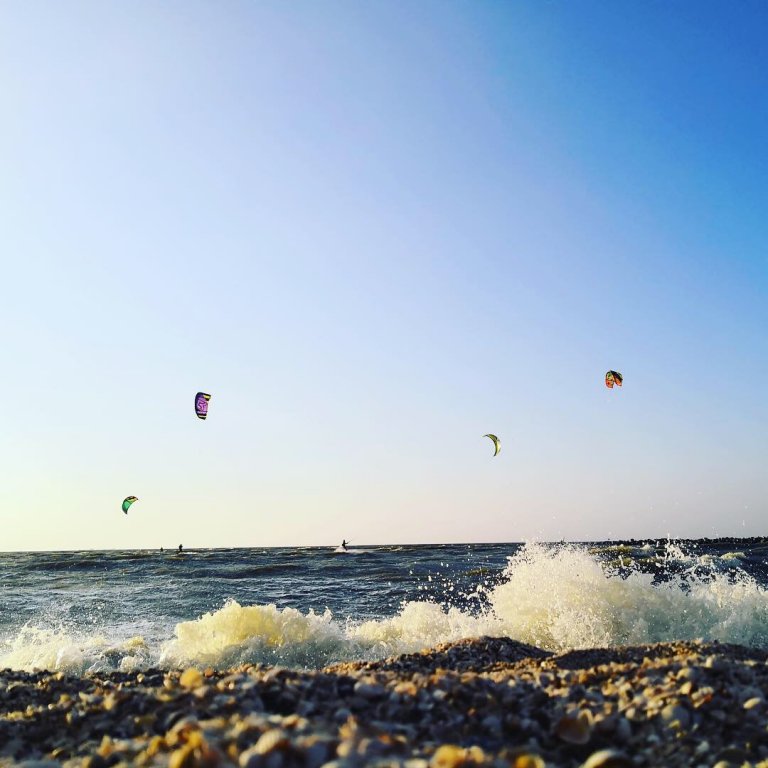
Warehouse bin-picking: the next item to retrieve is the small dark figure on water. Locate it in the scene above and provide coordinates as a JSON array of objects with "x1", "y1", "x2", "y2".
[
  {"x1": 341, "y1": 539, "x2": 348, "y2": 551},
  {"x1": 178, "y1": 544, "x2": 183, "y2": 553}
]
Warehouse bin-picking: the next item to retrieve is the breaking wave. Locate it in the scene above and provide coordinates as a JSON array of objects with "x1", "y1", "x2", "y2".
[{"x1": 1, "y1": 543, "x2": 767, "y2": 673}]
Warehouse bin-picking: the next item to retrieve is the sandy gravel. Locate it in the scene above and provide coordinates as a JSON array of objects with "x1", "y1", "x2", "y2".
[{"x1": 0, "y1": 637, "x2": 766, "y2": 768}]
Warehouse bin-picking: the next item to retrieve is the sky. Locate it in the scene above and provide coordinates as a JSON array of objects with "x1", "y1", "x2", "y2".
[{"x1": 1, "y1": 1, "x2": 766, "y2": 550}]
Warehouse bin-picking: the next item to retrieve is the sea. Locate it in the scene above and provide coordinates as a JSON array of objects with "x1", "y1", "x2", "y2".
[{"x1": 1, "y1": 540, "x2": 767, "y2": 675}]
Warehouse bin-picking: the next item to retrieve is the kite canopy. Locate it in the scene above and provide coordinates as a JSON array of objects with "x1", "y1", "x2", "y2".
[
  {"x1": 122, "y1": 496, "x2": 138, "y2": 514},
  {"x1": 195, "y1": 392, "x2": 211, "y2": 420},
  {"x1": 605, "y1": 371, "x2": 623, "y2": 388},
  {"x1": 484, "y1": 434, "x2": 501, "y2": 456}
]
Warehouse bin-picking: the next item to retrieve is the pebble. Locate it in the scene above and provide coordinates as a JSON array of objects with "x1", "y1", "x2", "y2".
[
  {"x1": 580, "y1": 750, "x2": 632, "y2": 768},
  {"x1": 353, "y1": 681, "x2": 386, "y2": 700},
  {"x1": 660, "y1": 703, "x2": 690, "y2": 729},
  {"x1": 0, "y1": 637, "x2": 766, "y2": 768},
  {"x1": 254, "y1": 728, "x2": 289, "y2": 754},
  {"x1": 555, "y1": 711, "x2": 593, "y2": 744},
  {"x1": 513, "y1": 755, "x2": 545, "y2": 768},
  {"x1": 179, "y1": 668, "x2": 204, "y2": 690}
]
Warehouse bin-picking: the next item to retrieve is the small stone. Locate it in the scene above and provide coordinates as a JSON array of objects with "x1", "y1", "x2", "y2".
[
  {"x1": 81, "y1": 757, "x2": 107, "y2": 768},
  {"x1": 333, "y1": 707, "x2": 352, "y2": 722},
  {"x1": 169, "y1": 747, "x2": 195, "y2": 768},
  {"x1": 514, "y1": 755, "x2": 545, "y2": 768},
  {"x1": 304, "y1": 740, "x2": 332, "y2": 768},
  {"x1": 82, "y1": 755, "x2": 107, "y2": 768},
  {"x1": 715, "y1": 747, "x2": 752, "y2": 763},
  {"x1": 166, "y1": 717, "x2": 200, "y2": 746},
  {"x1": 580, "y1": 750, "x2": 632, "y2": 768},
  {"x1": 144, "y1": 736, "x2": 167, "y2": 758},
  {"x1": 353, "y1": 681, "x2": 386, "y2": 700},
  {"x1": 555, "y1": 711, "x2": 593, "y2": 745},
  {"x1": 430, "y1": 745, "x2": 473, "y2": 768},
  {"x1": 180, "y1": 668, "x2": 204, "y2": 690},
  {"x1": 17, "y1": 763, "x2": 60, "y2": 768},
  {"x1": 614, "y1": 717, "x2": 631, "y2": 741},
  {"x1": 481, "y1": 714, "x2": 502, "y2": 735},
  {"x1": 255, "y1": 728, "x2": 289, "y2": 754},
  {"x1": 239, "y1": 746, "x2": 262, "y2": 768},
  {"x1": 660, "y1": 704, "x2": 690, "y2": 729}
]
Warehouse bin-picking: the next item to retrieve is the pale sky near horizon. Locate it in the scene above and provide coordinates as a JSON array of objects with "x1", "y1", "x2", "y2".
[{"x1": 1, "y1": 1, "x2": 766, "y2": 551}]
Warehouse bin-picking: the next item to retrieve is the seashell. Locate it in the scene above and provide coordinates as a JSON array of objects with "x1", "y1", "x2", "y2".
[
  {"x1": 743, "y1": 696, "x2": 763, "y2": 710},
  {"x1": 579, "y1": 749, "x2": 632, "y2": 768},
  {"x1": 254, "y1": 728, "x2": 290, "y2": 754},
  {"x1": 555, "y1": 711, "x2": 593, "y2": 745}
]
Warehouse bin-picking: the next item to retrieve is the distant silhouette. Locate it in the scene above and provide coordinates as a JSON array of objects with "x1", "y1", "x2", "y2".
[
  {"x1": 341, "y1": 539, "x2": 348, "y2": 551},
  {"x1": 178, "y1": 544, "x2": 183, "y2": 553}
]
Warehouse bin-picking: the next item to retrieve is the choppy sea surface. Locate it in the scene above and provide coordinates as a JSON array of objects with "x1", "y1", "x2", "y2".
[{"x1": 1, "y1": 540, "x2": 767, "y2": 674}]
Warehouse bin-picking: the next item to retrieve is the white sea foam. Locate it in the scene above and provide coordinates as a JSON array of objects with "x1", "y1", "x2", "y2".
[
  {"x1": 1, "y1": 543, "x2": 767, "y2": 673},
  {"x1": 159, "y1": 602, "x2": 347, "y2": 669},
  {"x1": 489, "y1": 543, "x2": 768, "y2": 650},
  {"x1": 0, "y1": 625, "x2": 152, "y2": 675}
]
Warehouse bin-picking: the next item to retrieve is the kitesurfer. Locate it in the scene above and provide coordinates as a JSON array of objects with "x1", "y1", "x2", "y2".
[
  {"x1": 178, "y1": 544, "x2": 183, "y2": 553},
  {"x1": 484, "y1": 434, "x2": 501, "y2": 456},
  {"x1": 195, "y1": 392, "x2": 211, "y2": 419},
  {"x1": 341, "y1": 539, "x2": 348, "y2": 551}
]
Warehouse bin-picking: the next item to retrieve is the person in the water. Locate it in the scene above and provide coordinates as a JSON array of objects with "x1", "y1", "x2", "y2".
[
  {"x1": 341, "y1": 539, "x2": 348, "y2": 550},
  {"x1": 178, "y1": 544, "x2": 183, "y2": 553}
]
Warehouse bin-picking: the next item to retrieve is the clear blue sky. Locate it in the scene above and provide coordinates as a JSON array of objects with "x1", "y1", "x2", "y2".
[{"x1": 1, "y1": 1, "x2": 766, "y2": 550}]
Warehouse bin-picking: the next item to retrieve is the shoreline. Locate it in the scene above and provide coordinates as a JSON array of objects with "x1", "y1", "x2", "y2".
[
  {"x1": 3, "y1": 536, "x2": 768, "y2": 555},
  {"x1": 0, "y1": 638, "x2": 766, "y2": 767}
]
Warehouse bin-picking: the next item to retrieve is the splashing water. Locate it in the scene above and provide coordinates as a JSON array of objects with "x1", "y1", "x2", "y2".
[{"x1": 0, "y1": 541, "x2": 766, "y2": 672}]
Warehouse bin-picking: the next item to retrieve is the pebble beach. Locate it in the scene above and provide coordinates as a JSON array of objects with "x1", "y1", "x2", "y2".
[{"x1": 1, "y1": 636, "x2": 766, "y2": 768}]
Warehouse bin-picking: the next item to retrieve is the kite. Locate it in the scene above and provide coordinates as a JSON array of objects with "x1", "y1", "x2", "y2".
[
  {"x1": 605, "y1": 371, "x2": 623, "y2": 388},
  {"x1": 195, "y1": 392, "x2": 211, "y2": 420},
  {"x1": 484, "y1": 434, "x2": 501, "y2": 456},
  {"x1": 122, "y1": 496, "x2": 138, "y2": 514}
]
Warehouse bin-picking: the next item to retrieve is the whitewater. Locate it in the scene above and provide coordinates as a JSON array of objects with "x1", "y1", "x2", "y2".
[{"x1": 1, "y1": 540, "x2": 767, "y2": 674}]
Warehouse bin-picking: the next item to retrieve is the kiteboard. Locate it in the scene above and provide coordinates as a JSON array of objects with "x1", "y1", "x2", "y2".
[{"x1": 332, "y1": 547, "x2": 371, "y2": 554}]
